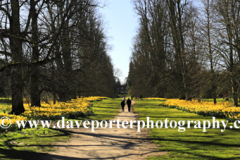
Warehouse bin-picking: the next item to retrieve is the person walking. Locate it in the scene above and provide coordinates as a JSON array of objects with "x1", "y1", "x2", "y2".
[
  {"x1": 127, "y1": 98, "x2": 131, "y2": 112},
  {"x1": 121, "y1": 98, "x2": 125, "y2": 112}
]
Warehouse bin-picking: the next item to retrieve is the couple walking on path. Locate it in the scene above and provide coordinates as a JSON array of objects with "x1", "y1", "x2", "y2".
[{"x1": 121, "y1": 96, "x2": 132, "y2": 112}]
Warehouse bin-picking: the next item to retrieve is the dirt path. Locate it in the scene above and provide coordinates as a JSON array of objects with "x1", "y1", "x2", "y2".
[{"x1": 45, "y1": 101, "x2": 167, "y2": 160}]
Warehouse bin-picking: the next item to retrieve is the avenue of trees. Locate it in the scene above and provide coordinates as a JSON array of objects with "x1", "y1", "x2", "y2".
[
  {"x1": 128, "y1": 0, "x2": 240, "y2": 106},
  {"x1": 0, "y1": 0, "x2": 119, "y2": 114}
]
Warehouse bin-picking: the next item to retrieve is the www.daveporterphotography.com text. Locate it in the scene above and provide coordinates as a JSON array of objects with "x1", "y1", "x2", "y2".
[{"x1": 1, "y1": 116, "x2": 240, "y2": 133}]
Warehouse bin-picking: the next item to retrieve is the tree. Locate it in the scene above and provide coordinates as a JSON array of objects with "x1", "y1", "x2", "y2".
[
  {"x1": 215, "y1": 0, "x2": 240, "y2": 106},
  {"x1": 200, "y1": 0, "x2": 218, "y2": 104},
  {"x1": 9, "y1": 0, "x2": 25, "y2": 114}
]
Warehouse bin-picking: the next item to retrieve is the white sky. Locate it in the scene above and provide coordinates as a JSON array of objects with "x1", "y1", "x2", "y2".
[{"x1": 99, "y1": 0, "x2": 138, "y2": 84}]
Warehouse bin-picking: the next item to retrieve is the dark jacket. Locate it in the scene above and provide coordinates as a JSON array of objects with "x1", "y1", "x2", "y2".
[
  {"x1": 121, "y1": 101, "x2": 125, "y2": 107},
  {"x1": 127, "y1": 99, "x2": 131, "y2": 106}
]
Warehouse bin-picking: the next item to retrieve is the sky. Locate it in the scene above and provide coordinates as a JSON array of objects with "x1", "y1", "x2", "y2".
[{"x1": 99, "y1": 0, "x2": 138, "y2": 84}]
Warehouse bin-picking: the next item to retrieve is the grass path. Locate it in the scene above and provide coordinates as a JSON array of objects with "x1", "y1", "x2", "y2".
[{"x1": 41, "y1": 101, "x2": 167, "y2": 160}]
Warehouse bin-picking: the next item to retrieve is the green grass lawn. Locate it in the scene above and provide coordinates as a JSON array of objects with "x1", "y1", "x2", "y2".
[
  {"x1": 87, "y1": 98, "x2": 121, "y2": 120},
  {"x1": 0, "y1": 127, "x2": 71, "y2": 160},
  {"x1": 134, "y1": 99, "x2": 240, "y2": 160},
  {"x1": 0, "y1": 98, "x2": 121, "y2": 160}
]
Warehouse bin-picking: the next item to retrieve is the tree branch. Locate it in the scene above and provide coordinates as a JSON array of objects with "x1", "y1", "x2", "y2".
[{"x1": 0, "y1": 51, "x2": 11, "y2": 57}]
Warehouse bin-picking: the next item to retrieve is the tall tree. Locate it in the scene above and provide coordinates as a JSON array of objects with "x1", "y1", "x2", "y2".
[
  {"x1": 10, "y1": 0, "x2": 25, "y2": 114},
  {"x1": 30, "y1": 0, "x2": 41, "y2": 107},
  {"x1": 215, "y1": 0, "x2": 240, "y2": 106}
]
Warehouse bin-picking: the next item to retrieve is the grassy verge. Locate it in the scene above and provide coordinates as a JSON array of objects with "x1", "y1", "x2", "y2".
[
  {"x1": 0, "y1": 98, "x2": 121, "y2": 159},
  {"x1": 0, "y1": 127, "x2": 70, "y2": 160},
  {"x1": 134, "y1": 99, "x2": 240, "y2": 160},
  {"x1": 88, "y1": 98, "x2": 121, "y2": 120}
]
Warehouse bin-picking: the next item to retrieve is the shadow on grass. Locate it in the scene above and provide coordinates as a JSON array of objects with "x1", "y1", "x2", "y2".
[
  {"x1": 0, "y1": 148, "x2": 166, "y2": 160},
  {"x1": 0, "y1": 129, "x2": 71, "y2": 160},
  {"x1": 0, "y1": 148, "x2": 89, "y2": 160},
  {"x1": 134, "y1": 101, "x2": 240, "y2": 159},
  {"x1": 1, "y1": 127, "x2": 238, "y2": 160},
  {"x1": 164, "y1": 149, "x2": 240, "y2": 160},
  {"x1": 0, "y1": 128, "x2": 164, "y2": 160}
]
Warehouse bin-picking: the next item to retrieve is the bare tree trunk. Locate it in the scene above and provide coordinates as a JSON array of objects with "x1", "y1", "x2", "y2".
[
  {"x1": 30, "y1": 0, "x2": 41, "y2": 107},
  {"x1": 229, "y1": 35, "x2": 238, "y2": 106},
  {"x1": 10, "y1": 0, "x2": 25, "y2": 114},
  {"x1": 177, "y1": 0, "x2": 187, "y2": 99},
  {"x1": 225, "y1": 1, "x2": 238, "y2": 106},
  {"x1": 206, "y1": 0, "x2": 217, "y2": 104},
  {"x1": 167, "y1": 0, "x2": 187, "y2": 99}
]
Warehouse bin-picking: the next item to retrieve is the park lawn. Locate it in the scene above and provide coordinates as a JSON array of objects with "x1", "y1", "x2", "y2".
[
  {"x1": 0, "y1": 98, "x2": 121, "y2": 160},
  {"x1": 134, "y1": 99, "x2": 240, "y2": 160},
  {"x1": 88, "y1": 98, "x2": 121, "y2": 120},
  {"x1": 0, "y1": 127, "x2": 71, "y2": 160}
]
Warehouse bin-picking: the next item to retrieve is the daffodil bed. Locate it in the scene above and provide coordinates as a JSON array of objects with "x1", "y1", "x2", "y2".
[
  {"x1": 164, "y1": 99, "x2": 240, "y2": 121},
  {"x1": 0, "y1": 96, "x2": 107, "y2": 132}
]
